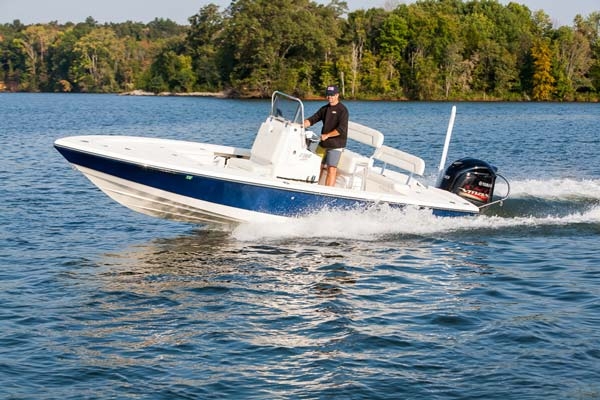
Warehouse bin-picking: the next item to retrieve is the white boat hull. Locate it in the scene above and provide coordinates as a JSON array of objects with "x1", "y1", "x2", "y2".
[{"x1": 76, "y1": 165, "x2": 288, "y2": 225}]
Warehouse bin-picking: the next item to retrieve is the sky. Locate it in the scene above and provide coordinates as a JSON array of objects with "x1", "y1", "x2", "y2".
[{"x1": 0, "y1": 0, "x2": 597, "y2": 27}]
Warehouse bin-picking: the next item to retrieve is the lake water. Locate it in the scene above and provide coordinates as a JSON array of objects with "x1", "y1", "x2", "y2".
[{"x1": 1, "y1": 93, "x2": 599, "y2": 399}]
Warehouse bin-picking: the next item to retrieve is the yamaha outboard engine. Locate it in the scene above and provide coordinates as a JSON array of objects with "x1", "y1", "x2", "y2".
[{"x1": 438, "y1": 158, "x2": 498, "y2": 207}]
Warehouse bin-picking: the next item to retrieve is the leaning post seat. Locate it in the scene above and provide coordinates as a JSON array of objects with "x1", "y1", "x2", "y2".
[{"x1": 335, "y1": 121, "x2": 385, "y2": 189}]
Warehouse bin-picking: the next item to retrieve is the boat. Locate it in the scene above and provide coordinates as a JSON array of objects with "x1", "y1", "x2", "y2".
[{"x1": 54, "y1": 91, "x2": 509, "y2": 225}]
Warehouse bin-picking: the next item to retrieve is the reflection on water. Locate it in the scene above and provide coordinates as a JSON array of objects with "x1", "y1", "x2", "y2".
[
  {"x1": 97, "y1": 227, "x2": 470, "y2": 294},
  {"x1": 91, "y1": 228, "x2": 490, "y2": 347},
  {"x1": 82, "y1": 227, "x2": 496, "y2": 397},
  {"x1": 60, "y1": 210, "x2": 600, "y2": 400}
]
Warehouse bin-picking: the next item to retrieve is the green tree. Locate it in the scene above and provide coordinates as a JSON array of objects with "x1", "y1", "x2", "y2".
[
  {"x1": 146, "y1": 18, "x2": 185, "y2": 40},
  {"x1": 70, "y1": 27, "x2": 123, "y2": 92},
  {"x1": 186, "y1": 4, "x2": 224, "y2": 91},
  {"x1": 344, "y1": 10, "x2": 369, "y2": 97},
  {"x1": 377, "y1": 11, "x2": 408, "y2": 96},
  {"x1": 145, "y1": 43, "x2": 196, "y2": 93},
  {"x1": 578, "y1": 12, "x2": 600, "y2": 95},
  {"x1": 553, "y1": 26, "x2": 593, "y2": 100},
  {"x1": 441, "y1": 42, "x2": 466, "y2": 98},
  {"x1": 342, "y1": 7, "x2": 387, "y2": 97},
  {"x1": 47, "y1": 26, "x2": 79, "y2": 92},
  {"x1": 1, "y1": 21, "x2": 27, "y2": 91},
  {"x1": 221, "y1": 0, "x2": 341, "y2": 96},
  {"x1": 12, "y1": 24, "x2": 60, "y2": 90}
]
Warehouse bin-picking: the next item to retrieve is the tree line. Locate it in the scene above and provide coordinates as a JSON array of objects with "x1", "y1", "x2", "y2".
[{"x1": 1, "y1": 0, "x2": 599, "y2": 101}]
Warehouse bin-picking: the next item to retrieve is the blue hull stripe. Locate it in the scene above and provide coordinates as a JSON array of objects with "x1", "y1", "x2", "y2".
[{"x1": 54, "y1": 146, "x2": 473, "y2": 218}]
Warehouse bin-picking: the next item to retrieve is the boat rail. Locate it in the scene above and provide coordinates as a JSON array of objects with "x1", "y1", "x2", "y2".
[{"x1": 271, "y1": 91, "x2": 304, "y2": 125}]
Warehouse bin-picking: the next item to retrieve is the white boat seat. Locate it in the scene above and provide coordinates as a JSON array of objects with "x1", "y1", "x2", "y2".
[
  {"x1": 337, "y1": 150, "x2": 370, "y2": 175},
  {"x1": 373, "y1": 145, "x2": 425, "y2": 176},
  {"x1": 226, "y1": 118, "x2": 294, "y2": 178},
  {"x1": 335, "y1": 150, "x2": 371, "y2": 189},
  {"x1": 347, "y1": 121, "x2": 384, "y2": 153},
  {"x1": 249, "y1": 120, "x2": 287, "y2": 165}
]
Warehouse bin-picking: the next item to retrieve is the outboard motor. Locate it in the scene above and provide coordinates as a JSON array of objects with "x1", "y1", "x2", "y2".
[{"x1": 437, "y1": 158, "x2": 498, "y2": 207}]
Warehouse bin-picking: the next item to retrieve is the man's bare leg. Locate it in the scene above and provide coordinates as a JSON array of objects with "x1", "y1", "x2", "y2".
[{"x1": 325, "y1": 166, "x2": 337, "y2": 186}]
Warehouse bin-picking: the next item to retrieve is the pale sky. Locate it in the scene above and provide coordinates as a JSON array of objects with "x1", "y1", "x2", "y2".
[{"x1": 0, "y1": 0, "x2": 597, "y2": 27}]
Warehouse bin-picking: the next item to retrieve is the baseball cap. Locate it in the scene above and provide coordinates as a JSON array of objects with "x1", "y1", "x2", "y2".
[{"x1": 325, "y1": 85, "x2": 339, "y2": 96}]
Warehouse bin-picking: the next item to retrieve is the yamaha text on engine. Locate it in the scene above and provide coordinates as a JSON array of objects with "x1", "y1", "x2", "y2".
[{"x1": 438, "y1": 157, "x2": 510, "y2": 209}]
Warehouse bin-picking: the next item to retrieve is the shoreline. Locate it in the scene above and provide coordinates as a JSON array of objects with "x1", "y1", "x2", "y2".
[
  {"x1": 119, "y1": 89, "x2": 228, "y2": 98},
  {"x1": 1, "y1": 89, "x2": 597, "y2": 102}
]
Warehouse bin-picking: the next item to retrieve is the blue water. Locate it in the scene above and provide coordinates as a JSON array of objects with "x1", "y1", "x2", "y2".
[{"x1": 1, "y1": 93, "x2": 599, "y2": 399}]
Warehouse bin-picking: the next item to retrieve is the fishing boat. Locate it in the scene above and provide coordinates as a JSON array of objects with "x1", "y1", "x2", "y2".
[{"x1": 54, "y1": 91, "x2": 509, "y2": 225}]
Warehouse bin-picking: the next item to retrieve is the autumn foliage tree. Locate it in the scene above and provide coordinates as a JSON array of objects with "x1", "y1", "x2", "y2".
[{"x1": 531, "y1": 38, "x2": 555, "y2": 100}]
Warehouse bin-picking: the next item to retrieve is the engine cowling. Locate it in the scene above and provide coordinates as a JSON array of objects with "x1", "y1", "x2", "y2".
[{"x1": 437, "y1": 158, "x2": 497, "y2": 207}]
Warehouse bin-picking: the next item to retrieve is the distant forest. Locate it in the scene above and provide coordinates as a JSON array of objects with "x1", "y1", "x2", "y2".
[{"x1": 1, "y1": 0, "x2": 599, "y2": 101}]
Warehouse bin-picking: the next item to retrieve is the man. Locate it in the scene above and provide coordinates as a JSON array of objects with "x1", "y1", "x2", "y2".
[{"x1": 303, "y1": 85, "x2": 349, "y2": 186}]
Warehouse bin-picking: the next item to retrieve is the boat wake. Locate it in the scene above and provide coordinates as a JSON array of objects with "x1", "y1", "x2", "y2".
[
  {"x1": 231, "y1": 178, "x2": 600, "y2": 241},
  {"x1": 510, "y1": 177, "x2": 600, "y2": 199}
]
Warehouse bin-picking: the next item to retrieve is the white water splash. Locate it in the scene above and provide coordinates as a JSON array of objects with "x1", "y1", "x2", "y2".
[
  {"x1": 509, "y1": 178, "x2": 600, "y2": 200},
  {"x1": 232, "y1": 203, "x2": 600, "y2": 241},
  {"x1": 231, "y1": 178, "x2": 600, "y2": 241}
]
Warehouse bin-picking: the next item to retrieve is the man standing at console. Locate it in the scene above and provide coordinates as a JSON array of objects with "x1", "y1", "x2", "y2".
[{"x1": 303, "y1": 85, "x2": 349, "y2": 187}]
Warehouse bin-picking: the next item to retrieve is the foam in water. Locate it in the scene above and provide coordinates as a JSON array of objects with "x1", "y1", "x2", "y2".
[
  {"x1": 509, "y1": 178, "x2": 600, "y2": 200},
  {"x1": 232, "y1": 205, "x2": 600, "y2": 241},
  {"x1": 232, "y1": 178, "x2": 600, "y2": 241}
]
